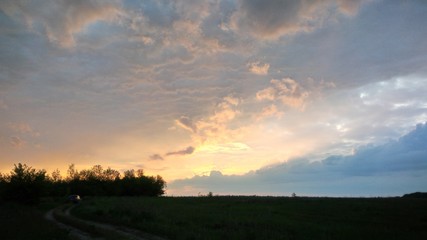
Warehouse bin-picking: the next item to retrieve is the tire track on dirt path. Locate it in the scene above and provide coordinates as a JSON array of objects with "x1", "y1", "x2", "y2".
[
  {"x1": 45, "y1": 205, "x2": 167, "y2": 240},
  {"x1": 45, "y1": 208, "x2": 95, "y2": 240}
]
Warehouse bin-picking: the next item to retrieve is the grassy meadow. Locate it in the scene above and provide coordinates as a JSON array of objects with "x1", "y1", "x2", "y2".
[{"x1": 72, "y1": 196, "x2": 427, "y2": 240}]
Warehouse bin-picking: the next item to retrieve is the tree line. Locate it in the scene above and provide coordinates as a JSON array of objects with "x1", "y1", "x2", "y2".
[{"x1": 0, "y1": 163, "x2": 166, "y2": 204}]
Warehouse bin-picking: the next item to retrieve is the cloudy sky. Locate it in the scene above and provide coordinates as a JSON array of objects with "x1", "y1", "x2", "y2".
[{"x1": 1, "y1": 0, "x2": 426, "y2": 196}]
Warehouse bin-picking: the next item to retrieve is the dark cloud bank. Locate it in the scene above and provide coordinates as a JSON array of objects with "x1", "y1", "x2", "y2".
[{"x1": 170, "y1": 123, "x2": 427, "y2": 196}]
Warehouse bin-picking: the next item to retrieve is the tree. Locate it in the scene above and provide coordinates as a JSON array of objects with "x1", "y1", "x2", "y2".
[
  {"x1": 136, "y1": 169, "x2": 144, "y2": 178},
  {"x1": 103, "y1": 167, "x2": 120, "y2": 181},
  {"x1": 4, "y1": 163, "x2": 47, "y2": 204},
  {"x1": 67, "y1": 164, "x2": 79, "y2": 181},
  {"x1": 0, "y1": 163, "x2": 167, "y2": 201},
  {"x1": 50, "y1": 169, "x2": 62, "y2": 182},
  {"x1": 91, "y1": 165, "x2": 103, "y2": 180},
  {"x1": 0, "y1": 172, "x2": 10, "y2": 200},
  {"x1": 124, "y1": 169, "x2": 135, "y2": 179}
]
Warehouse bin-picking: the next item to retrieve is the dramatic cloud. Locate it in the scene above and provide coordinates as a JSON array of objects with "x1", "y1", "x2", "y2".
[
  {"x1": 169, "y1": 123, "x2": 427, "y2": 196},
  {"x1": 166, "y1": 146, "x2": 195, "y2": 156}
]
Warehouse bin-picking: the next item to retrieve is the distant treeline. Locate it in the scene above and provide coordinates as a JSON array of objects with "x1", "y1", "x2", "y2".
[
  {"x1": 0, "y1": 163, "x2": 166, "y2": 204},
  {"x1": 402, "y1": 192, "x2": 427, "y2": 199}
]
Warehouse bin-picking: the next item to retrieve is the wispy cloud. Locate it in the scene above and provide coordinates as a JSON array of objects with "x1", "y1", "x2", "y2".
[
  {"x1": 176, "y1": 116, "x2": 198, "y2": 133},
  {"x1": 149, "y1": 154, "x2": 164, "y2": 161},
  {"x1": 0, "y1": 0, "x2": 121, "y2": 48},
  {"x1": 8, "y1": 122, "x2": 33, "y2": 133},
  {"x1": 256, "y1": 78, "x2": 309, "y2": 110},
  {"x1": 0, "y1": 99, "x2": 8, "y2": 110},
  {"x1": 9, "y1": 136, "x2": 25, "y2": 148},
  {"x1": 248, "y1": 61, "x2": 270, "y2": 75},
  {"x1": 231, "y1": 0, "x2": 368, "y2": 39},
  {"x1": 256, "y1": 104, "x2": 284, "y2": 121},
  {"x1": 174, "y1": 96, "x2": 244, "y2": 147},
  {"x1": 166, "y1": 146, "x2": 195, "y2": 156}
]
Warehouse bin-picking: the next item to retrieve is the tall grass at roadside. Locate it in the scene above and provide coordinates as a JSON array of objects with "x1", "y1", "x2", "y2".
[{"x1": 72, "y1": 196, "x2": 427, "y2": 240}]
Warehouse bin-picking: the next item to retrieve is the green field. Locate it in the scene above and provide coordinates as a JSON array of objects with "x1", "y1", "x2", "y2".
[{"x1": 71, "y1": 196, "x2": 427, "y2": 240}]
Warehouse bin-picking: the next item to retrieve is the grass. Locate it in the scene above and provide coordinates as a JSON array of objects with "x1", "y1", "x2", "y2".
[
  {"x1": 72, "y1": 196, "x2": 427, "y2": 240},
  {"x1": 0, "y1": 199, "x2": 71, "y2": 240}
]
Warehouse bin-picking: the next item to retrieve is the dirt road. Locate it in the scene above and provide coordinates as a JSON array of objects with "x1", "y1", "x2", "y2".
[{"x1": 45, "y1": 205, "x2": 166, "y2": 240}]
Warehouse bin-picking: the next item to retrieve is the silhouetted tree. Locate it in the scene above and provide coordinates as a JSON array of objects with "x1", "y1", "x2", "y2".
[
  {"x1": 67, "y1": 164, "x2": 79, "y2": 181},
  {"x1": 0, "y1": 163, "x2": 167, "y2": 203},
  {"x1": 136, "y1": 169, "x2": 144, "y2": 177},
  {"x1": 0, "y1": 172, "x2": 10, "y2": 201},
  {"x1": 3, "y1": 163, "x2": 47, "y2": 204},
  {"x1": 103, "y1": 167, "x2": 121, "y2": 181},
  {"x1": 50, "y1": 169, "x2": 62, "y2": 182},
  {"x1": 124, "y1": 169, "x2": 135, "y2": 179}
]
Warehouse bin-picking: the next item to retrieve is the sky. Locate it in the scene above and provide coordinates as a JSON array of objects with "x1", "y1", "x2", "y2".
[{"x1": 1, "y1": 0, "x2": 427, "y2": 196}]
